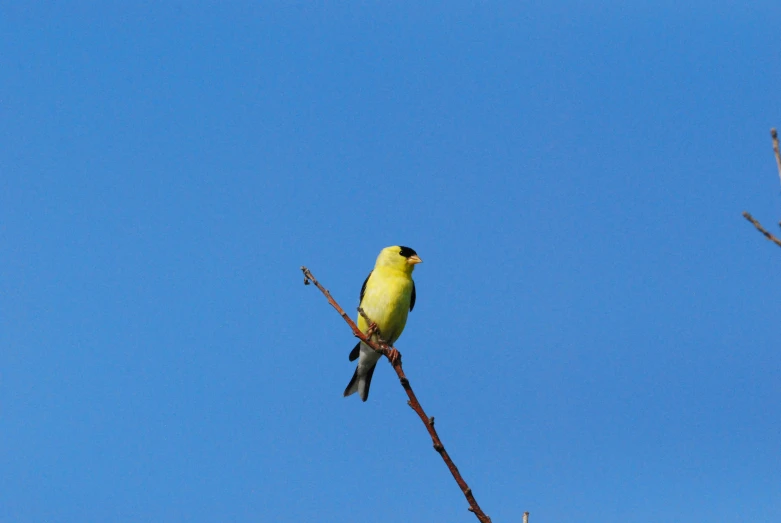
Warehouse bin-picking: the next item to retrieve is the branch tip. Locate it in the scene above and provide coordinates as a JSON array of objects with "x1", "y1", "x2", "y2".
[
  {"x1": 743, "y1": 211, "x2": 781, "y2": 248},
  {"x1": 300, "y1": 266, "x2": 311, "y2": 285},
  {"x1": 772, "y1": 128, "x2": 781, "y2": 186}
]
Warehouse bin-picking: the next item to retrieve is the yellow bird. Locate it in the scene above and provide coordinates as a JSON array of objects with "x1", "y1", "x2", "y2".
[{"x1": 344, "y1": 246, "x2": 422, "y2": 401}]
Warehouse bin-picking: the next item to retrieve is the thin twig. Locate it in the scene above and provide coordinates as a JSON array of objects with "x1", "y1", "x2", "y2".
[
  {"x1": 301, "y1": 266, "x2": 492, "y2": 523},
  {"x1": 742, "y1": 212, "x2": 781, "y2": 248},
  {"x1": 772, "y1": 128, "x2": 781, "y2": 187},
  {"x1": 742, "y1": 129, "x2": 781, "y2": 248}
]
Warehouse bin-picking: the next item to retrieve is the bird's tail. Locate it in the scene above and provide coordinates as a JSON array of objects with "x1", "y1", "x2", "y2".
[{"x1": 343, "y1": 363, "x2": 376, "y2": 402}]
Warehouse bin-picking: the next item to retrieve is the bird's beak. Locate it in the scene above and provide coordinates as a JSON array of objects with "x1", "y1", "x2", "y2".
[{"x1": 407, "y1": 255, "x2": 422, "y2": 265}]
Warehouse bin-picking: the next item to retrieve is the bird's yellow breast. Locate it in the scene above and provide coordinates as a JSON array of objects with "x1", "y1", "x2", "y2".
[{"x1": 357, "y1": 267, "x2": 414, "y2": 345}]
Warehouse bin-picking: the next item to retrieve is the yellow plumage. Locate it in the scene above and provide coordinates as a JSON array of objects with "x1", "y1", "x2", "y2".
[{"x1": 344, "y1": 246, "x2": 422, "y2": 401}]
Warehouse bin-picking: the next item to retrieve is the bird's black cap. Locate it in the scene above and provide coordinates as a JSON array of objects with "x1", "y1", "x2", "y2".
[{"x1": 399, "y1": 246, "x2": 418, "y2": 258}]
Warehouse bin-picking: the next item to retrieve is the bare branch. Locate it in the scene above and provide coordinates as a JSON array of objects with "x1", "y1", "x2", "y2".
[
  {"x1": 742, "y1": 212, "x2": 781, "y2": 248},
  {"x1": 772, "y1": 128, "x2": 781, "y2": 187},
  {"x1": 743, "y1": 129, "x2": 781, "y2": 249},
  {"x1": 301, "y1": 266, "x2": 493, "y2": 523}
]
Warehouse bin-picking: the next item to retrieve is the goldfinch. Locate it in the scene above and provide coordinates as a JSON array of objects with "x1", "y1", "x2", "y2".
[{"x1": 343, "y1": 246, "x2": 422, "y2": 401}]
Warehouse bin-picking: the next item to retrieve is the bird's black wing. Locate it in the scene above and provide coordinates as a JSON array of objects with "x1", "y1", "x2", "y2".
[
  {"x1": 410, "y1": 281, "x2": 416, "y2": 311},
  {"x1": 359, "y1": 271, "x2": 372, "y2": 304},
  {"x1": 349, "y1": 342, "x2": 361, "y2": 361}
]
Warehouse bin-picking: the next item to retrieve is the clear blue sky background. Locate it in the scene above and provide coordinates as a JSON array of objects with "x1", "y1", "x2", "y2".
[{"x1": 2, "y1": 3, "x2": 780, "y2": 522}]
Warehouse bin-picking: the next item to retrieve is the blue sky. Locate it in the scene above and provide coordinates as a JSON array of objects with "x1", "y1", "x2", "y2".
[{"x1": 2, "y1": 3, "x2": 780, "y2": 522}]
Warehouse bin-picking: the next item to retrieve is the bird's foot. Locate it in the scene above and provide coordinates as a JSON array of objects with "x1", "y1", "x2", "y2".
[
  {"x1": 386, "y1": 348, "x2": 401, "y2": 365},
  {"x1": 366, "y1": 321, "x2": 382, "y2": 339}
]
